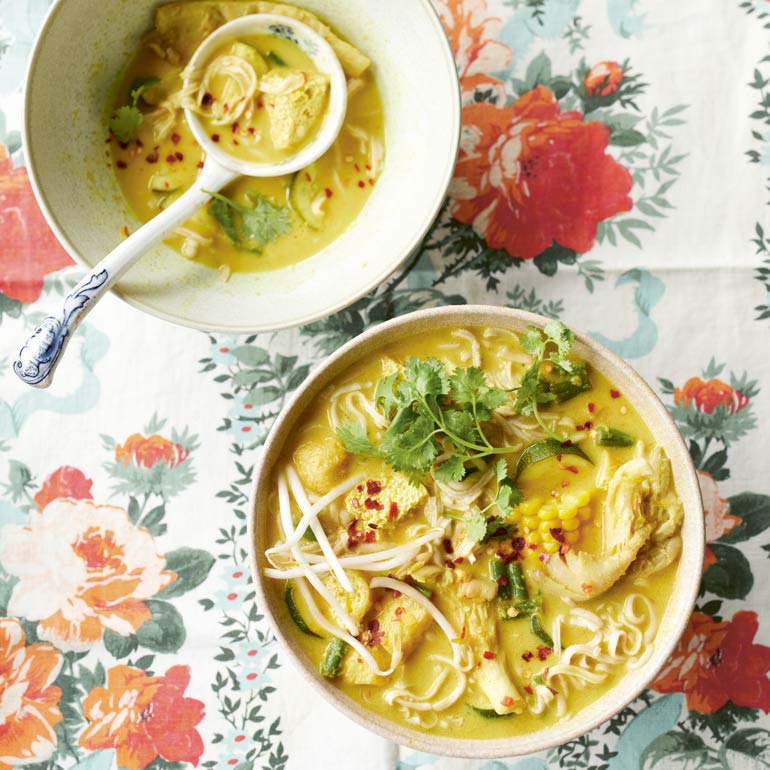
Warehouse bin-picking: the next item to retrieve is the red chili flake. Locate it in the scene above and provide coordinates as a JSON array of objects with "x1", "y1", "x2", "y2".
[
  {"x1": 174, "y1": 151, "x2": 183, "y2": 161},
  {"x1": 496, "y1": 576, "x2": 509, "y2": 587},
  {"x1": 587, "y1": 402, "x2": 595, "y2": 413},
  {"x1": 461, "y1": 624, "x2": 467, "y2": 639},
  {"x1": 324, "y1": 187, "x2": 333, "y2": 198},
  {"x1": 366, "y1": 619, "x2": 383, "y2": 647},
  {"x1": 575, "y1": 424, "x2": 585, "y2": 432},
  {"x1": 233, "y1": 139, "x2": 239, "y2": 146},
  {"x1": 610, "y1": 389, "x2": 621, "y2": 399},
  {"x1": 581, "y1": 582, "x2": 594, "y2": 595},
  {"x1": 364, "y1": 497, "x2": 383, "y2": 511},
  {"x1": 445, "y1": 560, "x2": 456, "y2": 569},
  {"x1": 550, "y1": 527, "x2": 565, "y2": 543},
  {"x1": 365, "y1": 163, "x2": 372, "y2": 171},
  {"x1": 166, "y1": 154, "x2": 176, "y2": 164},
  {"x1": 116, "y1": 160, "x2": 127, "y2": 169},
  {"x1": 563, "y1": 464, "x2": 579, "y2": 474},
  {"x1": 538, "y1": 553, "x2": 551, "y2": 564},
  {"x1": 522, "y1": 651, "x2": 534, "y2": 662},
  {"x1": 391, "y1": 589, "x2": 402, "y2": 598},
  {"x1": 118, "y1": 140, "x2": 129, "y2": 150},
  {"x1": 211, "y1": 133, "x2": 220, "y2": 143},
  {"x1": 524, "y1": 685, "x2": 533, "y2": 695},
  {"x1": 351, "y1": 498, "x2": 360, "y2": 508},
  {"x1": 367, "y1": 523, "x2": 378, "y2": 530},
  {"x1": 512, "y1": 537, "x2": 526, "y2": 550},
  {"x1": 120, "y1": 226, "x2": 129, "y2": 238},
  {"x1": 145, "y1": 152, "x2": 159, "y2": 164},
  {"x1": 388, "y1": 501, "x2": 399, "y2": 521},
  {"x1": 560, "y1": 543, "x2": 571, "y2": 555},
  {"x1": 528, "y1": 543, "x2": 538, "y2": 550},
  {"x1": 357, "y1": 180, "x2": 365, "y2": 188},
  {"x1": 232, "y1": 122, "x2": 240, "y2": 133},
  {"x1": 537, "y1": 645, "x2": 552, "y2": 661},
  {"x1": 561, "y1": 480, "x2": 569, "y2": 488},
  {"x1": 560, "y1": 439, "x2": 573, "y2": 448},
  {"x1": 483, "y1": 651, "x2": 496, "y2": 660},
  {"x1": 363, "y1": 531, "x2": 376, "y2": 543},
  {"x1": 257, "y1": 98, "x2": 264, "y2": 109},
  {"x1": 368, "y1": 178, "x2": 375, "y2": 186},
  {"x1": 171, "y1": 132, "x2": 181, "y2": 144},
  {"x1": 196, "y1": 160, "x2": 204, "y2": 169},
  {"x1": 584, "y1": 421, "x2": 593, "y2": 430},
  {"x1": 248, "y1": 126, "x2": 256, "y2": 135},
  {"x1": 105, "y1": 137, "x2": 112, "y2": 143},
  {"x1": 366, "y1": 479, "x2": 382, "y2": 495},
  {"x1": 354, "y1": 163, "x2": 361, "y2": 172},
  {"x1": 501, "y1": 696, "x2": 515, "y2": 708},
  {"x1": 395, "y1": 606, "x2": 404, "y2": 617},
  {"x1": 442, "y1": 538, "x2": 454, "y2": 554},
  {"x1": 454, "y1": 557, "x2": 465, "y2": 564},
  {"x1": 304, "y1": 172, "x2": 312, "y2": 183},
  {"x1": 356, "y1": 484, "x2": 363, "y2": 492},
  {"x1": 201, "y1": 92, "x2": 214, "y2": 106},
  {"x1": 136, "y1": 138, "x2": 143, "y2": 148}
]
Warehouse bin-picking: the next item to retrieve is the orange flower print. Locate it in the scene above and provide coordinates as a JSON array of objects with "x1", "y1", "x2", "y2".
[
  {"x1": 433, "y1": 0, "x2": 512, "y2": 103},
  {"x1": 116, "y1": 433, "x2": 189, "y2": 468},
  {"x1": 652, "y1": 611, "x2": 770, "y2": 714},
  {"x1": 584, "y1": 61, "x2": 624, "y2": 97},
  {"x1": 674, "y1": 377, "x2": 749, "y2": 414},
  {"x1": 33, "y1": 466, "x2": 93, "y2": 510},
  {"x1": 450, "y1": 86, "x2": 633, "y2": 260},
  {"x1": 698, "y1": 471, "x2": 740, "y2": 543},
  {"x1": 79, "y1": 664, "x2": 204, "y2": 770},
  {"x1": 0, "y1": 618, "x2": 63, "y2": 770},
  {"x1": 0, "y1": 499, "x2": 175, "y2": 651},
  {"x1": 0, "y1": 146, "x2": 73, "y2": 304}
]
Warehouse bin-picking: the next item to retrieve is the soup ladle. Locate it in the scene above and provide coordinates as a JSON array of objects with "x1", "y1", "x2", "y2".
[{"x1": 13, "y1": 13, "x2": 347, "y2": 388}]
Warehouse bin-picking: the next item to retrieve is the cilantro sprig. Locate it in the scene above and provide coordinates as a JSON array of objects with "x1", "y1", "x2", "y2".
[
  {"x1": 514, "y1": 320, "x2": 589, "y2": 438},
  {"x1": 205, "y1": 190, "x2": 291, "y2": 253},
  {"x1": 337, "y1": 357, "x2": 517, "y2": 486},
  {"x1": 109, "y1": 76, "x2": 160, "y2": 143}
]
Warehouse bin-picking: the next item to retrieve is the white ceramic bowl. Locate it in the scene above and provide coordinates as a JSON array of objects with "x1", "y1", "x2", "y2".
[
  {"x1": 248, "y1": 306, "x2": 705, "y2": 758},
  {"x1": 24, "y1": 0, "x2": 460, "y2": 332}
]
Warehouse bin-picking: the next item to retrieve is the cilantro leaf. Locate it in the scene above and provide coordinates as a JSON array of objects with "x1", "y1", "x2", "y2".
[
  {"x1": 109, "y1": 105, "x2": 142, "y2": 143},
  {"x1": 374, "y1": 372, "x2": 400, "y2": 418},
  {"x1": 449, "y1": 366, "x2": 507, "y2": 421},
  {"x1": 434, "y1": 455, "x2": 466, "y2": 483},
  {"x1": 205, "y1": 191, "x2": 291, "y2": 253},
  {"x1": 337, "y1": 422, "x2": 380, "y2": 456},
  {"x1": 463, "y1": 511, "x2": 489, "y2": 543},
  {"x1": 514, "y1": 321, "x2": 584, "y2": 437}
]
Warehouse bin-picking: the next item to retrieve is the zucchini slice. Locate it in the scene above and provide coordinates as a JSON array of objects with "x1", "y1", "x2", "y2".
[
  {"x1": 284, "y1": 581, "x2": 320, "y2": 638},
  {"x1": 289, "y1": 163, "x2": 324, "y2": 229}
]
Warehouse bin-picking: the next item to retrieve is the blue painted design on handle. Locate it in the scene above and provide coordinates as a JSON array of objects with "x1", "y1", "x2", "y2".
[{"x1": 13, "y1": 269, "x2": 109, "y2": 386}]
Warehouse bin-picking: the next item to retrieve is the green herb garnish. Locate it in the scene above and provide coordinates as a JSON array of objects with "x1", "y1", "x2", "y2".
[
  {"x1": 514, "y1": 321, "x2": 588, "y2": 438},
  {"x1": 205, "y1": 190, "x2": 291, "y2": 253},
  {"x1": 595, "y1": 425, "x2": 635, "y2": 447},
  {"x1": 109, "y1": 76, "x2": 160, "y2": 143},
  {"x1": 338, "y1": 358, "x2": 517, "y2": 485}
]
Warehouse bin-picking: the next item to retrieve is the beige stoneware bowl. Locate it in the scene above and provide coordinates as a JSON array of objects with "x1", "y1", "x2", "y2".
[
  {"x1": 248, "y1": 305, "x2": 705, "y2": 757},
  {"x1": 24, "y1": 0, "x2": 460, "y2": 332}
]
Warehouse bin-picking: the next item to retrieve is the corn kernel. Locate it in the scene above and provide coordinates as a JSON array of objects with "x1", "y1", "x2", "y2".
[
  {"x1": 561, "y1": 505, "x2": 579, "y2": 520},
  {"x1": 539, "y1": 520, "x2": 555, "y2": 535},
  {"x1": 528, "y1": 532, "x2": 540, "y2": 545},
  {"x1": 542, "y1": 541, "x2": 560, "y2": 554},
  {"x1": 523, "y1": 516, "x2": 539, "y2": 530},
  {"x1": 565, "y1": 531, "x2": 580, "y2": 544},
  {"x1": 575, "y1": 490, "x2": 591, "y2": 507},
  {"x1": 539, "y1": 505, "x2": 559, "y2": 521},
  {"x1": 578, "y1": 506, "x2": 593, "y2": 521},
  {"x1": 562, "y1": 518, "x2": 581, "y2": 532}
]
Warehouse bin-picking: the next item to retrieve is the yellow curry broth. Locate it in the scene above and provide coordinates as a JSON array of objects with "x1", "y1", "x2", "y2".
[
  {"x1": 110, "y1": 5, "x2": 383, "y2": 273},
  {"x1": 265, "y1": 326, "x2": 681, "y2": 738}
]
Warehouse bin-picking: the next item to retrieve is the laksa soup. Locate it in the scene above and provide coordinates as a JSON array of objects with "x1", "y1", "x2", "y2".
[
  {"x1": 261, "y1": 322, "x2": 684, "y2": 737},
  {"x1": 108, "y1": 1, "x2": 384, "y2": 275}
]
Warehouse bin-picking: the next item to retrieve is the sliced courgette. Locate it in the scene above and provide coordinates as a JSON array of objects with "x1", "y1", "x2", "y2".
[
  {"x1": 229, "y1": 41, "x2": 268, "y2": 77},
  {"x1": 289, "y1": 163, "x2": 324, "y2": 229},
  {"x1": 320, "y1": 637, "x2": 347, "y2": 678},
  {"x1": 284, "y1": 581, "x2": 320, "y2": 638},
  {"x1": 471, "y1": 705, "x2": 515, "y2": 719},
  {"x1": 514, "y1": 438, "x2": 592, "y2": 479}
]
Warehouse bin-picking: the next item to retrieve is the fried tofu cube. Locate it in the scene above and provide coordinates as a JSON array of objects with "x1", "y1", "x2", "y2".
[
  {"x1": 321, "y1": 570, "x2": 371, "y2": 628},
  {"x1": 261, "y1": 70, "x2": 330, "y2": 150},
  {"x1": 293, "y1": 438, "x2": 350, "y2": 495},
  {"x1": 344, "y1": 472, "x2": 428, "y2": 532},
  {"x1": 341, "y1": 594, "x2": 431, "y2": 685}
]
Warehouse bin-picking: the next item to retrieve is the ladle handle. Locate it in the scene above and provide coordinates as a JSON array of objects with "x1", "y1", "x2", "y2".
[{"x1": 13, "y1": 158, "x2": 237, "y2": 389}]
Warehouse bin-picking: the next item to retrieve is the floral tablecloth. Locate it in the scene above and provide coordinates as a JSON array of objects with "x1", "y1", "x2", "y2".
[{"x1": 2, "y1": 0, "x2": 770, "y2": 768}]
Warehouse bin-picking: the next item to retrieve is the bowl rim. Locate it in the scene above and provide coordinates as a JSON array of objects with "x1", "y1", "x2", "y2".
[
  {"x1": 247, "y1": 304, "x2": 705, "y2": 758},
  {"x1": 22, "y1": 0, "x2": 461, "y2": 334}
]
